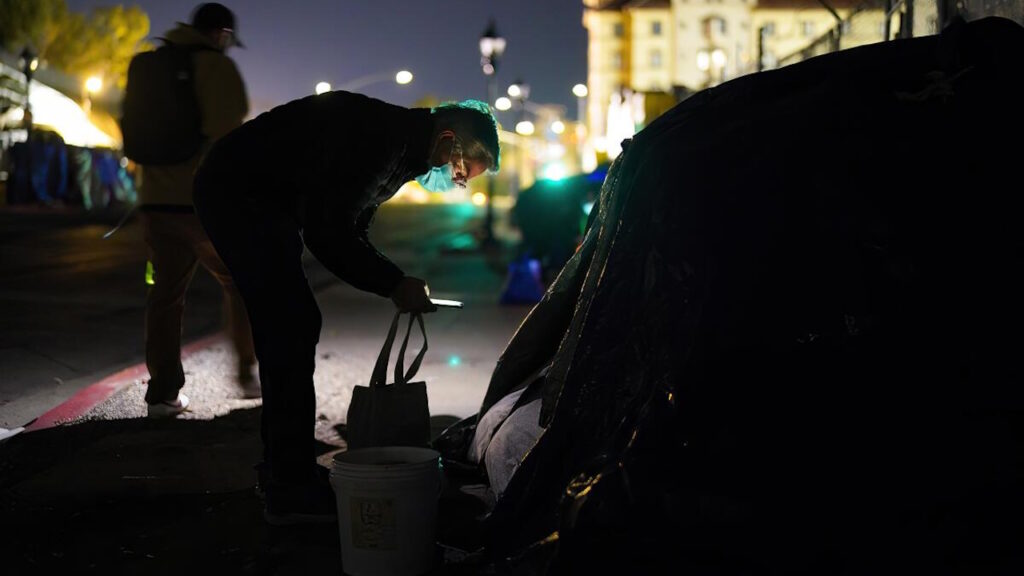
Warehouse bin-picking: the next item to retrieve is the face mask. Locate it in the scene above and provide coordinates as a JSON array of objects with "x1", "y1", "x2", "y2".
[
  {"x1": 415, "y1": 136, "x2": 465, "y2": 193},
  {"x1": 415, "y1": 163, "x2": 457, "y2": 193}
]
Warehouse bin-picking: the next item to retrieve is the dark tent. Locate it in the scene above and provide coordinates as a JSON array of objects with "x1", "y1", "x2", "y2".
[{"x1": 439, "y1": 17, "x2": 1024, "y2": 575}]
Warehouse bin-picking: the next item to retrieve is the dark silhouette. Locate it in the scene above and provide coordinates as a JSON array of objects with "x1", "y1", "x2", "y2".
[{"x1": 193, "y1": 93, "x2": 499, "y2": 524}]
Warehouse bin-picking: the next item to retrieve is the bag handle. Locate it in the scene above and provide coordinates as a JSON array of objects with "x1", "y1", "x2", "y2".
[
  {"x1": 395, "y1": 313, "x2": 428, "y2": 385},
  {"x1": 370, "y1": 311, "x2": 402, "y2": 387},
  {"x1": 369, "y1": 311, "x2": 428, "y2": 387}
]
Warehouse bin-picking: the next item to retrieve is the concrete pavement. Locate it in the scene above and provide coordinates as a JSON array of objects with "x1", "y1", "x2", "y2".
[
  {"x1": 0, "y1": 202, "x2": 514, "y2": 429},
  {"x1": 0, "y1": 203, "x2": 534, "y2": 573}
]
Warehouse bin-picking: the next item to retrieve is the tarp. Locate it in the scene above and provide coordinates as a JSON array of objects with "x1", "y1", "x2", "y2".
[{"x1": 458, "y1": 17, "x2": 1024, "y2": 574}]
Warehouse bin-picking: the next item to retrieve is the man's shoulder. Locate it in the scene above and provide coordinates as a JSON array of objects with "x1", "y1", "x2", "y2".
[{"x1": 192, "y1": 49, "x2": 239, "y2": 70}]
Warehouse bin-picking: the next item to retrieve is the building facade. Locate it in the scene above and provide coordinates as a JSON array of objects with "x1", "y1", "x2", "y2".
[{"x1": 583, "y1": 0, "x2": 882, "y2": 158}]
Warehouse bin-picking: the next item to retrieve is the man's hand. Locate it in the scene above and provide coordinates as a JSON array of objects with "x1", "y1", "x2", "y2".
[{"x1": 390, "y1": 276, "x2": 437, "y2": 313}]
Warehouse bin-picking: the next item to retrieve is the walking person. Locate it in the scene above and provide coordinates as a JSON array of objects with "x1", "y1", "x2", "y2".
[{"x1": 123, "y1": 3, "x2": 256, "y2": 417}]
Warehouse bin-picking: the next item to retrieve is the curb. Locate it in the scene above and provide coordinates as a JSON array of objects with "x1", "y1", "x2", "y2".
[{"x1": 24, "y1": 333, "x2": 226, "y2": 432}]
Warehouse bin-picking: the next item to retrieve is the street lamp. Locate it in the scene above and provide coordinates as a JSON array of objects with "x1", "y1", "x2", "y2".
[
  {"x1": 479, "y1": 19, "x2": 505, "y2": 247},
  {"x1": 494, "y1": 96, "x2": 512, "y2": 111},
  {"x1": 85, "y1": 76, "x2": 103, "y2": 94},
  {"x1": 515, "y1": 120, "x2": 535, "y2": 136},
  {"x1": 83, "y1": 75, "x2": 102, "y2": 114},
  {"x1": 19, "y1": 46, "x2": 38, "y2": 194},
  {"x1": 18, "y1": 46, "x2": 38, "y2": 120},
  {"x1": 571, "y1": 83, "x2": 588, "y2": 154}
]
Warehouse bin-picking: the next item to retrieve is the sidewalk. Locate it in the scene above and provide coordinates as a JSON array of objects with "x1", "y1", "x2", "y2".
[{"x1": 0, "y1": 228, "x2": 533, "y2": 573}]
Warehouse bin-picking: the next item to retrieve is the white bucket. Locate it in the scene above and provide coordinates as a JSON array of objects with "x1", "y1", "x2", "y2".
[{"x1": 330, "y1": 447, "x2": 442, "y2": 576}]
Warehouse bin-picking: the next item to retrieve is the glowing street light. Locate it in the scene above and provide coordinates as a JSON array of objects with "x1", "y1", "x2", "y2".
[
  {"x1": 550, "y1": 120, "x2": 565, "y2": 134},
  {"x1": 507, "y1": 84, "x2": 522, "y2": 98},
  {"x1": 495, "y1": 96, "x2": 512, "y2": 111},
  {"x1": 515, "y1": 120, "x2": 535, "y2": 136},
  {"x1": 85, "y1": 76, "x2": 103, "y2": 94},
  {"x1": 572, "y1": 83, "x2": 588, "y2": 98},
  {"x1": 395, "y1": 70, "x2": 413, "y2": 85},
  {"x1": 315, "y1": 81, "x2": 331, "y2": 95}
]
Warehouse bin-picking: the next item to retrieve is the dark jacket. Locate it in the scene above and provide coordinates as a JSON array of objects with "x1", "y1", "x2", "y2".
[{"x1": 201, "y1": 91, "x2": 433, "y2": 298}]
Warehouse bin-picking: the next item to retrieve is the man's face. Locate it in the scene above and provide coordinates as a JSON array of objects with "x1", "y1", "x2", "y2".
[
  {"x1": 460, "y1": 157, "x2": 489, "y2": 182},
  {"x1": 214, "y1": 29, "x2": 234, "y2": 51},
  {"x1": 435, "y1": 133, "x2": 488, "y2": 186}
]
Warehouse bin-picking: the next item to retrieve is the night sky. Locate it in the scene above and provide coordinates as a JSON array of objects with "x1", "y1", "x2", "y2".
[{"x1": 66, "y1": 0, "x2": 588, "y2": 117}]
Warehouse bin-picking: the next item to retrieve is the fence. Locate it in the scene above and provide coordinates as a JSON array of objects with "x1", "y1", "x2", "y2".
[{"x1": 775, "y1": 0, "x2": 1022, "y2": 68}]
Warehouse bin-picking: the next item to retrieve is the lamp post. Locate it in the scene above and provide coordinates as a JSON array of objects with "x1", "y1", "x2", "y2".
[
  {"x1": 83, "y1": 75, "x2": 102, "y2": 114},
  {"x1": 479, "y1": 19, "x2": 505, "y2": 247},
  {"x1": 19, "y1": 46, "x2": 38, "y2": 198},
  {"x1": 572, "y1": 83, "x2": 588, "y2": 169},
  {"x1": 507, "y1": 79, "x2": 530, "y2": 192}
]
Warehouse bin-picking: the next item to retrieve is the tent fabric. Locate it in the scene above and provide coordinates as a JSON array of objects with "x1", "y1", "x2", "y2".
[{"x1": 460, "y1": 17, "x2": 1024, "y2": 573}]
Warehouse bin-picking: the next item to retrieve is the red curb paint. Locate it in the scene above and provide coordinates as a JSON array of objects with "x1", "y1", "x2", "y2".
[{"x1": 24, "y1": 334, "x2": 226, "y2": 432}]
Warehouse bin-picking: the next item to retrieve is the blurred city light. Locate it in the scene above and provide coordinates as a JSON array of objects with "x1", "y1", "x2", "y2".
[
  {"x1": 448, "y1": 355, "x2": 462, "y2": 367},
  {"x1": 29, "y1": 82, "x2": 115, "y2": 147},
  {"x1": 471, "y1": 192, "x2": 487, "y2": 206},
  {"x1": 507, "y1": 83, "x2": 522, "y2": 98},
  {"x1": 515, "y1": 120, "x2": 535, "y2": 136},
  {"x1": 550, "y1": 120, "x2": 566, "y2": 134},
  {"x1": 583, "y1": 201, "x2": 595, "y2": 215},
  {"x1": 542, "y1": 163, "x2": 568, "y2": 181},
  {"x1": 315, "y1": 81, "x2": 331, "y2": 95},
  {"x1": 84, "y1": 76, "x2": 103, "y2": 94},
  {"x1": 572, "y1": 83, "x2": 589, "y2": 98},
  {"x1": 712, "y1": 49, "x2": 727, "y2": 67},
  {"x1": 495, "y1": 96, "x2": 512, "y2": 111},
  {"x1": 697, "y1": 50, "x2": 711, "y2": 71},
  {"x1": 395, "y1": 70, "x2": 414, "y2": 85}
]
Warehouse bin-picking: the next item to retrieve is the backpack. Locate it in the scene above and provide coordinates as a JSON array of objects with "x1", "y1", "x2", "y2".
[{"x1": 121, "y1": 43, "x2": 209, "y2": 165}]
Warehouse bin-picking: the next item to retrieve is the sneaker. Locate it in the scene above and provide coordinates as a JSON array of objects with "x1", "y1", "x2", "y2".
[
  {"x1": 147, "y1": 393, "x2": 190, "y2": 418},
  {"x1": 263, "y1": 476, "x2": 337, "y2": 526}
]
